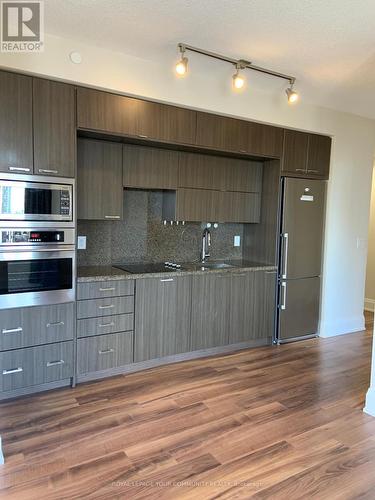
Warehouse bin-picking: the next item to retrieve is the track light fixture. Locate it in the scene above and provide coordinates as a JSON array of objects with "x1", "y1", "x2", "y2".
[
  {"x1": 175, "y1": 44, "x2": 188, "y2": 76},
  {"x1": 175, "y1": 43, "x2": 299, "y2": 103},
  {"x1": 232, "y1": 62, "x2": 247, "y2": 90},
  {"x1": 286, "y1": 82, "x2": 299, "y2": 104}
]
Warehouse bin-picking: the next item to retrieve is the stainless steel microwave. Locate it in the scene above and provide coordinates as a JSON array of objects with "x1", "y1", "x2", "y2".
[{"x1": 0, "y1": 176, "x2": 73, "y2": 223}]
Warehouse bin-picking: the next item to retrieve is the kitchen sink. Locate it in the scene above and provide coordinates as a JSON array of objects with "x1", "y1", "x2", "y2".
[{"x1": 183, "y1": 262, "x2": 237, "y2": 271}]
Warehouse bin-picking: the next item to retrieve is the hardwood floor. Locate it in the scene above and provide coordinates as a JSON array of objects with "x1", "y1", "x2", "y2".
[{"x1": 0, "y1": 318, "x2": 374, "y2": 499}]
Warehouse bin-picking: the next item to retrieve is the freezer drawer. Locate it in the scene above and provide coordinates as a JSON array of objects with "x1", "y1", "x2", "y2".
[
  {"x1": 278, "y1": 277, "x2": 320, "y2": 341},
  {"x1": 281, "y1": 178, "x2": 326, "y2": 279}
]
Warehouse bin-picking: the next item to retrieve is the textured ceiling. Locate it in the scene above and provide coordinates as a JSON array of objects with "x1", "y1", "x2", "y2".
[{"x1": 44, "y1": 0, "x2": 375, "y2": 119}]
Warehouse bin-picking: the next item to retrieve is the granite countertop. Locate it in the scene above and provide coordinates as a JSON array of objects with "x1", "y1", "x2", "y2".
[{"x1": 77, "y1": 260, "x2": 277, "y2": 282}]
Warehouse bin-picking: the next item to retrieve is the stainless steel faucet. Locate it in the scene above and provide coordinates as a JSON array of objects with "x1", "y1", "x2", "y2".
[{"x1": 200, "y1": 227, "x2": 211, "y2": 262}]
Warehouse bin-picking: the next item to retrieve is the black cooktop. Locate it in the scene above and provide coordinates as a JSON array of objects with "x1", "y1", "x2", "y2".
[{"x1": 113, "y1": 262, "x2": 182, "y2": 274}]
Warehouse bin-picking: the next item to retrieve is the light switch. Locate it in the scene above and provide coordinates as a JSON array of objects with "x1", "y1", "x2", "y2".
[
  {"x1": 234, "y1": 235, "x2": 241, "y2": 247},
  {"x1": 78, "y1": 236, "x2": 86, "y2": 250}
]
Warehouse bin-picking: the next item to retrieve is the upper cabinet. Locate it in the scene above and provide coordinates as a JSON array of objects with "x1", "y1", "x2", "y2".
[
  {"x1": 282, "y1": 129, "x2": 331, "y2": 179},
  {"x1": 77, "y1": 87, "x2": 197, "y2": 145},
  {"x1": 0, "y1": 71, "x2": 33, "y2": 174},
  {"x1": 123, "y1": 145, "x2": 178, "y2": 189},
  {"x1": 77, "y1": 139, "x2": 123, "y2": 220},
  {"x1": 195, "y1": 112, "x2": 283, "y2": 158},
  {"x1": 33, "y1": 78, "x2": 76, "y2": 178}
]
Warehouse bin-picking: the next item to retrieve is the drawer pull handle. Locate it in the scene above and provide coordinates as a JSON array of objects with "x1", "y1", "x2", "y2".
[
  {"x1": 38, "y1": 169, "x2": 58, "y2": 174},
  {"x1": 307, "y1": 169, "x2": 318, "y2": 173},
  {"x1": 99, "y1": 304, "x2": 115, "y2": 310},
  {"x1": 2, "y1": 327, "x2": 23, "y2": 335},
  {"x1": 99, "y1": 287, "x2": 115, "y2": 292},
  {"x1": 99, "y1": 348, "x2": 115, "y2": 354},
  {"x1": 232, "y1": 273, "x2": 247, "y2": 277},
  {"x1": 265, "y1": 270, "x2": 277, "y2": 274},
  {"x1": 104, "y1": 215, "x2": 120, "y2": 219},
  {"x1": 46, "y1": 360, "x2": 65, "y2": 367},
  {"x1": 295, "y1": 168, "x2": 306, "y2": 172},
  {"x1": 46, "y1": 321, "x2": 64, "y2": 328},
  {"x1": 160, "y1": 278, "x2": 174, "y2": 282},
  {"x1": 8, "y1": 166, "x2": 30, "y2": 172},
  {"x1": 99, "y1": 322, "x2": 115, "y2": 328},
  {"x1": 3, "y1": 367, "x2": 23, "y2": 375},
  {"x1": 138, "y1": 134, "x2": 148, "y2": 139}
]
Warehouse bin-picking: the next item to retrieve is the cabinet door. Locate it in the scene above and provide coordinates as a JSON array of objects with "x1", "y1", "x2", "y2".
[
  {"x1": 229, "y1": 270, "x2": 276, "y2": 344},
  {"x1": 226, "y1": 192, "x2": 261, "y2": 223},
  {"x1": 123, "y1": 144, "x2": 178, "y2": 189},
  {"x1": 307, "y1": 134, "x2": 331, "y2": 179},
  {"x1": 225, "y1": 158, "x2": 263, "y2": 193},
  {"x1": 178, "y1": 151, "x2": 227, "y2": 191},
  {"x1": 282, "y1": 129, "x2": 308, "y2": 175},
  {"x1": 33, "y1": 78, "x2": 76, "y2": 178},
  {"x1": 175, "y1": 188, "x2": 225, "y2": 222},
  {"x1": 191, "y1": 273, "x2": 231, "y2": 350},
  {"x1": 0, "y1": 71, "x2": 33, "y2": 174},
  {"x1": 77, "y1": 139, "x2": 123, "y2": 220},
  {"x1": 244, "y1": 122, "x2": 283, "y2": 157},
  {"x1": 134, "y1": 276, "x2": 191, "y2": 362},
  {"x1": 196, "y1": 112, "x2": 246, "y2": 152},
  {"x1": 77, "y1": 88, "x2": 196, "y2": 145}
]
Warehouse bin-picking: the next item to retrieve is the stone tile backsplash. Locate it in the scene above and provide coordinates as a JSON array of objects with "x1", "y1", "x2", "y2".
[{"x1": 77, "y1": 190, "x2": 244, "y2": 266}]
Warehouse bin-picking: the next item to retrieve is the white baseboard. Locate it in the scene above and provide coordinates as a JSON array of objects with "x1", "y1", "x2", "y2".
[
  {"x1": 319, "y1": 314, "x2": 365, "y2": 338},
  {"x1": 0, "y1": 436, "x2": 3, "y2": 465},
  {"x1": 364, "y1": 298, "x2": 375, "y2": 312},
  {"x1": 364, "y1": 387, "x2": 375, "y2": 417}
]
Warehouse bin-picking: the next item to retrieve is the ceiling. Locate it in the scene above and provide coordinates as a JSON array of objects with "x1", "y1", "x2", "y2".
[{"x1": 44, "y1": 0, "x2": 375, "y2": 119}]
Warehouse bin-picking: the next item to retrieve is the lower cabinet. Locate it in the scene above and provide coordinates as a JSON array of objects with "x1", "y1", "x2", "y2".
[
  {"x1": 229, "y1": 270, "x2": 277, "y2": 343},
  {"x1": 191, "y1": 273, "x2": 232, "y2": 350},
  {"x1": 77, "y1": 332, "x2": 133, "y2": 374},
  {"x1": 0, "y1": 303, "x2": 74, "y2": 351},
  {"x1": 0, "y1": 341, "x2": 74, "y2": 392},
  {"x1": 134, "y1": 275, "x2": 192, "y2": 362}
]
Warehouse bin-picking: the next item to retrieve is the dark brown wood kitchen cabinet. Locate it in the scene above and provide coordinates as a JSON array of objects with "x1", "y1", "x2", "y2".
[
  {"x1": 33, "y1": 78, "x2": 76, "y2": 178},
  {"x1": 282, "y1": 129, "x2": 331, "y2": 179},
  {"x1": 0, "y1": 71, "x2": 33, "y2": 174},
  {"x1": 123, "y1": 144, "x2": 178, "y2": 189},
  {"x1": 77, "y1": 87, "x2": 196, "y2": 145},
  {"x1": 229, "y1": 270, "x2": 276, "y2": 344},
  {"x1": 162, "y1": 188, "x2": 261, "y2": 223},
  {"x1": 77, "y1": 138, "x2": 123, "y2": 220},
  {"x1": 196, "y1": 112, "x2": 283, "y2": 157},
  {"x1": 190, "y1": 273, "x2": 231, "y2": 350},
  {"x1": 306, "y1": 133, "x2": 331, "y2": 179},
  {"x1": 134, "y1": 275, "x2": 192, "y2": 362}
]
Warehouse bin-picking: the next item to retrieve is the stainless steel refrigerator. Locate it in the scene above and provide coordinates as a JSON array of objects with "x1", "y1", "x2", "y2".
[{"x1": 276, "y1": 177, "x2": 326, "y2": 342}]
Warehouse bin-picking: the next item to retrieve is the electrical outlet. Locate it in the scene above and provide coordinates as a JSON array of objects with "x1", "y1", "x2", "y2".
[
  {"x1": 234, "y1": 235, "x2": 241, "y2": 247},
  {"x1": 77, "y1": 236, "x2": 86, "y2": 250}
]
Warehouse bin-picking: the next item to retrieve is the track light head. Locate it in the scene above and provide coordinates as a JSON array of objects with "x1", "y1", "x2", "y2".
[
  {"x1": 232, "y1": 64, "x2": 245, "y2": 90},
  {"x1": 286, "y1": 84, "x2": 299, "y2": 104},
  {"x1": 176, "y1": 44, "x2": 188, "y2": 76}
]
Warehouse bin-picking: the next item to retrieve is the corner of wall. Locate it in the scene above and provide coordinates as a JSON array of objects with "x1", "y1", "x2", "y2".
[
  {"x1": 319, "y1": 313, "x2": 365, "y2": 337},
  {"x1": 364, "y1": 387, "x2": 375, "y2": 417}
]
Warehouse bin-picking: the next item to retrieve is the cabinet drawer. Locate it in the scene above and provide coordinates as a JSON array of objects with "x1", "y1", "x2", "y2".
[
  {"x1": 77, "y1": 296, "x2": 134, "y2": 319},
  {"x1": 77, "y1": 332, "x2": 133, "y2": 374},
  {"x1": 77, "y1": 279, "x2": 134, "y2": 300},
  {"x1": 0, "y1": 341, "x2": 73, "y2": 392},
  {"x1": 77, "y1": 313, "x2": 134, "y2": 338},
  {"x1": 0, "y1": 303, "x2": 74, "y2": 351}
]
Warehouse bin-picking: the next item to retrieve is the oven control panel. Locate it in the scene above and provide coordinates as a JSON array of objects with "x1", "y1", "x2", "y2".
[{"x1": 1, "y1": 230, "x2": 65, "y2": 245}]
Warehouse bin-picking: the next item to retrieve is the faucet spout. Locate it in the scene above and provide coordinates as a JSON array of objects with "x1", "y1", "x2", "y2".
[{"x1": 200, "y1": 227, "x2": 211, "y2": 263}]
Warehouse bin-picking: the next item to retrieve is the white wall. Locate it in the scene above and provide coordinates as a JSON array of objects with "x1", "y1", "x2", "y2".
[
  {"x1": 365, "y1": 167, "x2": 375, "y2": 312},
  {"x1": 1, "y1": 34, "x2": 375, "y2": 336}
]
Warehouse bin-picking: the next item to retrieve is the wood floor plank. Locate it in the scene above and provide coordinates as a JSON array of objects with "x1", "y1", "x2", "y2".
[{"x1": 0, "y1": 314, "x2": 373, "y2": 498}]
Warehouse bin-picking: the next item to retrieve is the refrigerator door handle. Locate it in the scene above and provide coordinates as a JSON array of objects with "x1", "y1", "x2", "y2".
[
  {"x1": 282, "y1": 233, "x2": 289, "y2": 279},
  {"x1": 281, "y1": 282, "x2": 287, "y2": 310}
]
